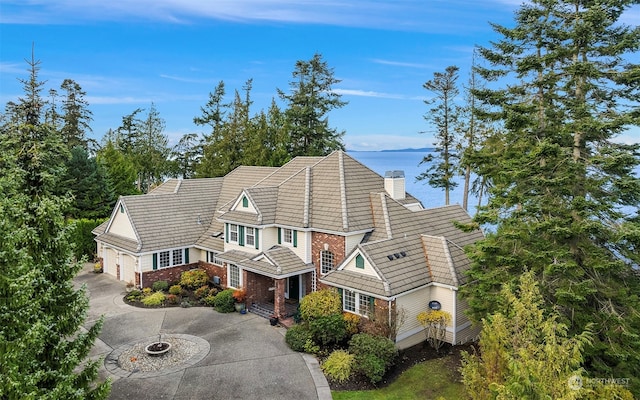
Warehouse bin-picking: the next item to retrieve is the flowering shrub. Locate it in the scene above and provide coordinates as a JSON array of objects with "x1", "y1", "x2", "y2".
[
  {"x1": 232, "y1": 288, "x2": 246, "y2": 303},
  {"x1": 343, "y1": 312, "x2": 361, "y2": 336},
  {"x1": 166, "y1": 294, "x2": 179, "y2": 304},
  {"x1": 194, "y1": 285, "x2": 210, "y2": 299}
]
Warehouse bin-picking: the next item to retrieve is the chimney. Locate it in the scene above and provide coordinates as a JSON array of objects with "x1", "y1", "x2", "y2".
[{"x1": 384, "y1": 170, "x2": 405, "y2": 200}]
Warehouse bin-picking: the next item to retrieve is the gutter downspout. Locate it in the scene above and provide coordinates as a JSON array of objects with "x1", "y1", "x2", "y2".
[
  {"x1": 451, "y1": 288, "x2": 457, "y2": 345},
  {"x1": 138, "y1": 258, "x2": 143, "y2": 289}
]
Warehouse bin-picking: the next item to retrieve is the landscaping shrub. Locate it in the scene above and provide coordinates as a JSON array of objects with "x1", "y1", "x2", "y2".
[
  {"x1": 309, "y1": 314, "x2": 347, "y2": 346},
  {"x1": 142, "y1": 291, "x2": 166, "y2": 306},
  {"x1": 126, "y1": 289, "x2": 142, "y2": 302},
  {"x1": 349, "y1": 333, "x2": 398, "y2": 383},
  {"x1": 213, "y1": 289, "x2": 235, "y2": 313},
  {"x1": 180, "y1": 269, "x2": 209, "y2": 289},
  {"x1": 285, "y1": 324, "x2": 315, "y2": 352},
  {"x1": 208, "y1": 288, "x2": 219, "y2": 297},
  {"x1": 152, "y1": 280, "x2": 169, "y2": 292},
  {"x1": 299, "y1": 288, "x2": 342, "y2": 321},
  {"x1": 194, "y1": 285, "x2": 210, "y2": 299},
  {"x1": 203, "y1": 295, "x2": 216, "y2": 307},
  {"x1": 169, "y1": 285, "x2": 183, "y2": 295},
  {"x1": 166, "y1": 294, "x2": 179, "y2": 304},
  {"x1": 322, "y1": 350, "x2": 355, "y2": 383},
  {"x1": 142, "y1": 287, "x2": 153, "y2": 296},
  {"x1": 303, "y1": 339, "x2": 320, "y2": 355}
]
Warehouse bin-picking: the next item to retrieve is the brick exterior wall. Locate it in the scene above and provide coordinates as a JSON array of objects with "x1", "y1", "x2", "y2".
[
  {"x1": 140, "y1": 263, "x2": 201, "y2": 288},
  {"x1": 274, "y1": 278, "x2": 286, "y2": 318},
  {"x1": 245, "y1": 271, "x2": 275, "y2": 306},
  {"x1": 311, "y1": 232, "x2": 346, "y2": 290},
  {"x1": 198, "y1": 261, "x2": 227, "y2": 287}
]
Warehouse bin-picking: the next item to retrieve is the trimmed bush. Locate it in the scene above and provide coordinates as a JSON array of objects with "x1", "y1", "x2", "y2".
[
  {"x1": 285, "y1": 324, "x2": 315, "y2": 352},
  {"x1": 142, "y1": 291, "x2": 166, "y2": 306},
  {"x1": 169, "y1": 285, "x2": 183, "y2": 295},
  {"x1": 142, "y1": 287, "x2": 153, "y2": 296},
  {"x1": 299, "y1": 288, "x2": 342, "y2": 321},
  {"x1": 152, "y1": 280, "x2": 169, "y2": 292},
  {"x1": 349, "y1": 333, "x2": 398, "y2": 383},
  {"x1": 321, "y1": 350, "x2": 355, "y2": 383},
  {"x1": 308, "y1": 314, "x2": 347, "y2": 346},
  {"x1": 213, "y1": 289, "x2": 235, "y2": 313},
  {"x1": 180, "y1": 269, "x2": 209, "y2": 289},
  {"x1": 126, "y1": 289, "x2": 142, "y2": 302},
  {"x1": 166, "y1": 294, "x2": 179, "y2": 304},
  {"x1": 203, "y1": 295, "x2": 216, "y2": 307},
  {"x1": 194, "y1": 285, "x2": 210, "y2": 299}
]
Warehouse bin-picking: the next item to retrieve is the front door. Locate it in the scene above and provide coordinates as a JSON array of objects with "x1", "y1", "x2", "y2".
[{"x1": 286, "y1": 275, "x2": 299, "y2": 300}]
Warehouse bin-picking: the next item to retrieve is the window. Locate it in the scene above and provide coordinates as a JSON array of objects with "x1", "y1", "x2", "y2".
[
  {"x1": 229, "y1": 224, "x2": 238, "y2": 243},
  {"x1": 343, "y1": 290, "x2": 373, "y2": 317},
  {"x1": 172, "y1": 249, "x2": 183, "y2": 265},
  {"x1": 159, "y1": 251, "x2": 170, "y2": 268},
  {"x1": 157, "y1": 249, "x2": 185, "y2": 269},
  {"x1": 229, "y1": 263, "x2": 240, "y2": 288},
  {"x1": 207, "y1": 251, "x2": 222, "y2": 265},
  {"x1": 119, "y1": 204, "x2": 124, "y2": 213},
  {"x1": 242, "y1": 196, "x2": 248, "y2": 208},
  {"x1": 245, "y1": 227, "x2": 255, "y2": 247},
  {"x1": 355, "y1": 254, "x2": 364, "y2": 269},
  {"x1": 282, "y1": 228, "x2": 293, "y2": 244},
  {"x1": 344, "y1": 290, "x2": 356, "y2": 312},
  {"x1": 321, "y1": 250, "x2": 334, "y2": 274}
]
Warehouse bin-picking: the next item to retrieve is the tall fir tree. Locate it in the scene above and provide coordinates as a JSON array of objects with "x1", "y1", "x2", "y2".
[
  {"x1": 0, "y1": 55, "x2": 110, "y2": 399},
  {"x1": 417, "y1": 65, "x2": 461, "y2": 206},
  {"x1": 59, "y1": 79, "x2": 93, "y2": 152},
  {"x1": 278, "y1": 53, "x2": 347, "y2": 157},
  {"x1": 462, "y1": 0, "x2": 640, "y2": 393}
]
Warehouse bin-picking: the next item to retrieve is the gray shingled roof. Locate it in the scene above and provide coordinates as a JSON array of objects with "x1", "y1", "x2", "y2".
[
  {"x1": 320, "y1": 270, "x2": 390, "y2": 297},
  {"x1": 321, "y1": 194, "x2": 483, "y2": 296},
  {"x1": 217, "y1": 246, "x2": 314, "y2": 278}
]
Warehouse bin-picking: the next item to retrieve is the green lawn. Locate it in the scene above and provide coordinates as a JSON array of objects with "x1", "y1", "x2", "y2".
[{"x1": 331, "y1": 357, "x2": 466, "y2": 400}]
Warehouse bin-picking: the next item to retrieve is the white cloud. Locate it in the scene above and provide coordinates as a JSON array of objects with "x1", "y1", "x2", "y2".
[
  {"x1": 370, "y1": 58, "x2": 433, "y2": 69},
  {"x1": 333, "y1": 88, "x2": 406, "y2": 99},
  {"x1": 159, "y1": 74, "x2": 218, "y2": 84}
]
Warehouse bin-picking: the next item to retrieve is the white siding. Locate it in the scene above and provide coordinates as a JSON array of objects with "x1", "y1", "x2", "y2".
[
  {"x1": 225, "y1": 241, "x2": 261, "y2": 256},
  {"x1": 140, "y1": 254, "x2": 153, "y2": 272},
  {"x1": 261, "y1": 227, "x2": 279, "y2": 250},
  {"x1": 108, "y1": 207, "x2": 136, "y2": 240},
  {"x1": 395, "y1": 287, "x2": 431, "y2": 342},
  {"x1": 342, "y1": 253, "x2": 379, "y2": 278}
]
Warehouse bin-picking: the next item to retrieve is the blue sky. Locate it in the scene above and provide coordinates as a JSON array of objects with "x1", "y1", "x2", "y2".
[{"x1": 1, "y1": 0, "x2": 638, "y2": 151}]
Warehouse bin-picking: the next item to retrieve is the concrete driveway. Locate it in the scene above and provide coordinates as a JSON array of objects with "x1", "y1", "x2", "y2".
[{"x1": 74, "y1": 264, "x2": 330, "y2": 400}]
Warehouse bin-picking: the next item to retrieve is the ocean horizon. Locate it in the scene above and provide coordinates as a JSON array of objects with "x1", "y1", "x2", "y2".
[{"x1": 347, "y1": 150, "x2": 481, "y2": 213}]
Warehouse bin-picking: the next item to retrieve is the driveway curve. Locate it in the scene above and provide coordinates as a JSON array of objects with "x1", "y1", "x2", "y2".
[{"x1": 74, "y1": 264, "x2": 330, "y2": 400}]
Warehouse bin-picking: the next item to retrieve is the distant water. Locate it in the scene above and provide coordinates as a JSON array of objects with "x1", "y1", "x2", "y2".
[{"x1": 348, "y1": 150, "x2": 479, "y2": 212}]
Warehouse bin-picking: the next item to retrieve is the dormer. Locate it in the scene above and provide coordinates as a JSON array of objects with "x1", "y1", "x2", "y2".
[{"x1": 231, "y1": 191, "x2": 258, "y2": 214}]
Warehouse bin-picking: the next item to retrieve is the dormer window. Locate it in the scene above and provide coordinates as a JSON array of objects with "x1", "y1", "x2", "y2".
[
  {"x1": 242, "y1": 196, "x2": 248, "y2": 208},
  {"x1": 355, "y1": 254, "x2": 364, "y2": 269}
]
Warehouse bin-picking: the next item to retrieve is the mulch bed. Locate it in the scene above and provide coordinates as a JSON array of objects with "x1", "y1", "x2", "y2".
[{"x1": 328, "y1": 342, "x2": 476, "y2": 391}]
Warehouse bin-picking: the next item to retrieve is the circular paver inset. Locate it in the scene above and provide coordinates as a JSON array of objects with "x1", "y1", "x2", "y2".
[{"x1": 105, "y1": 334, "x2": 210, "y2": 379}]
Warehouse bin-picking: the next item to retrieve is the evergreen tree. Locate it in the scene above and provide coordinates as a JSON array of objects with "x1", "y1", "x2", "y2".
[
  {"x1": 133, "y1": 103, "x2": 170, "y2": 192},
  {"x1": 417, "y1": 65, "x2": 461, "y2": 206},
  {"x1": 169, "y1": 133, "x2": 201, "y2": 179},
  {"x1": 96, "y1": 133, "x2": 139, "y2": 197},
  {"x1": 461, "y1": 272, "x2": 633, "y2": 399},
  {"x1": 62, "y1": 146, "x2": 115, "y2": 219},
  {"x1": 0, "y1": 56, "x2": 110, "y2": 399},
  {"x1": 194, "y1": 81, "x2": 229, "y2": 177},
  {"x1": 462, "y1": 0, "x2": 640, "y2": 393},
  {"x1": 60, "y1": 79, "x2": 93, "y2": 151},
  {"x1": 278, "y1": 53, "x2": 347, "y2": 157}
]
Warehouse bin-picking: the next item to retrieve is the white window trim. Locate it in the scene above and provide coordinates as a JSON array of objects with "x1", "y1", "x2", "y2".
[
  {"x1": 282, "y1": 228, "x2": 293, "y2": 245},
  {"x1": 343, "y1": 289, "x2": 372, "y2": 317},
  {"x1": 245, "y1": 227, "x2": 255, "y2": 247},
  {"x1": 158, "y1": 248, "x2": 185, "y2": 269},
  {"x1": 228, "y1": 263, "x2": 242, "y2": 289},
  {"x1": 229, "y1": 224, "x2": 238, "y2": 243},
  {"x1": 207, "y1": 251, "x2": 222, "y2": 265},
  {"x1": 320, "y1": 250, "x2": 334, "y2": 275}
]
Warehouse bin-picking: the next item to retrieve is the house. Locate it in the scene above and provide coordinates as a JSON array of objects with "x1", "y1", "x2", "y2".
[{"x1": 93, "y1": 151, "x2": 482, "y2": 348}]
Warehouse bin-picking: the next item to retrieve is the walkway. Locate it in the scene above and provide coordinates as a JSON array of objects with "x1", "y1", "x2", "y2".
[{"x1": 74, "y1": 264, "x2": 331, "y2": 400}]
